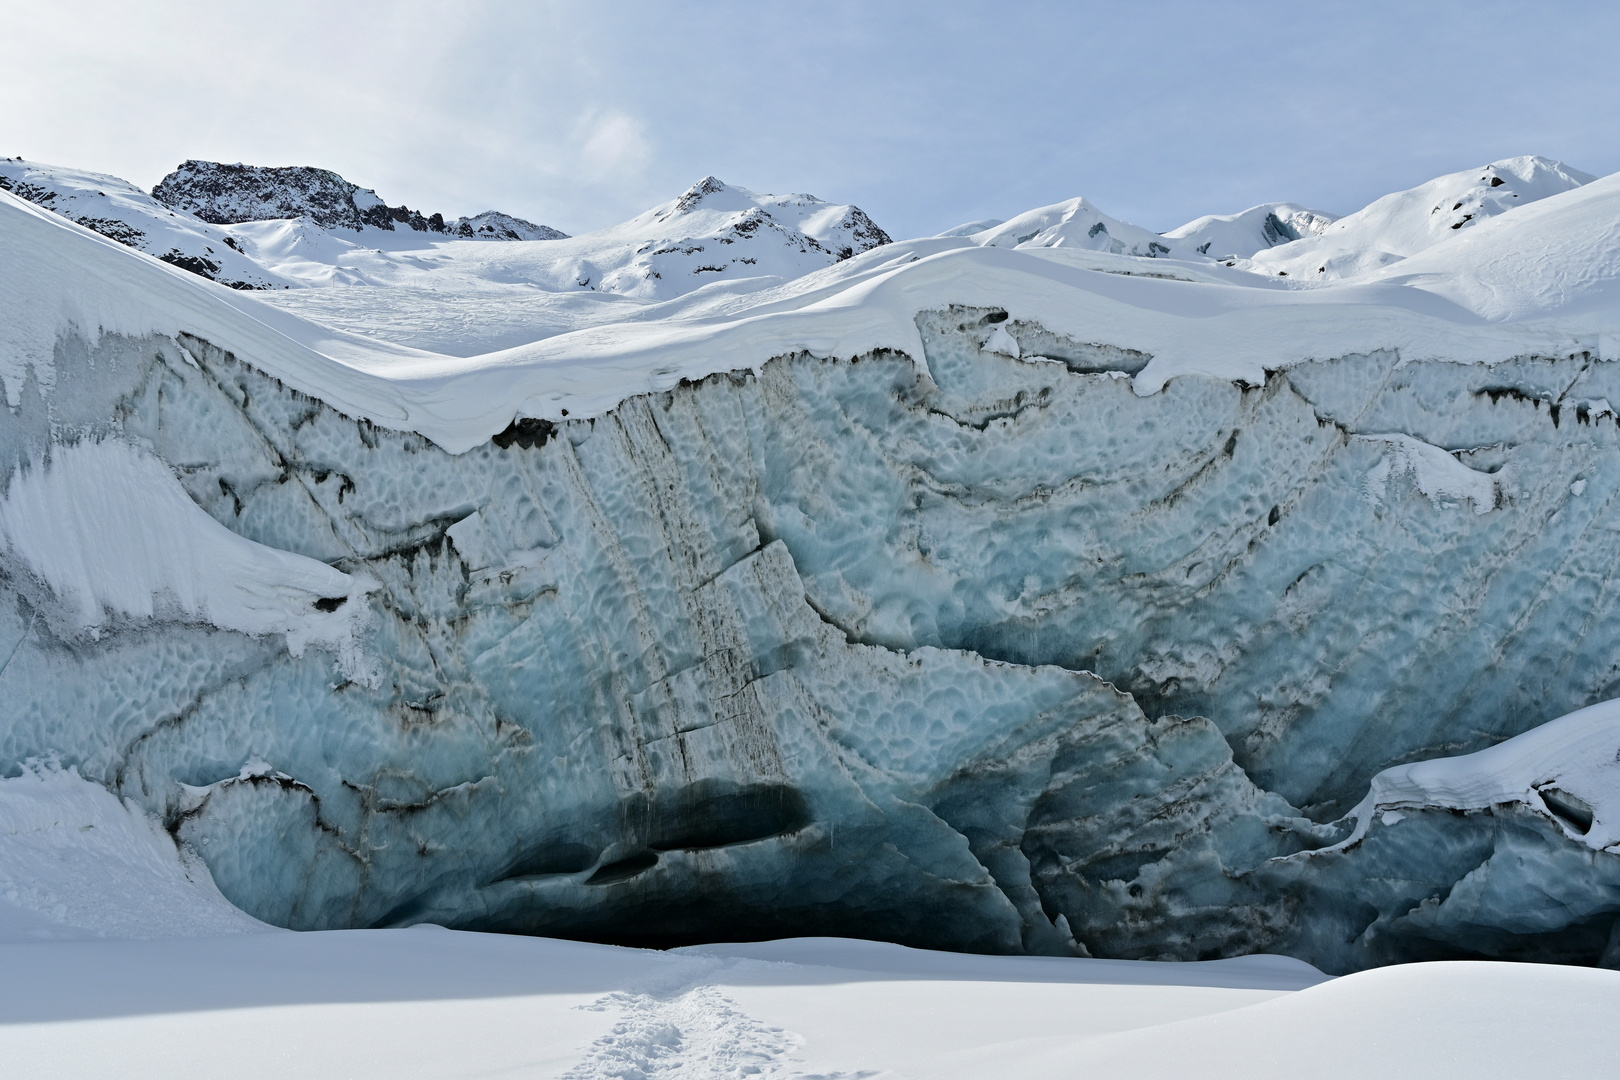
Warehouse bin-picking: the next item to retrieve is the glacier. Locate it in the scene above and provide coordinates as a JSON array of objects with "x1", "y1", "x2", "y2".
[{"x1": 2, "y1": 157, "x2": 1620, "y2": 975}]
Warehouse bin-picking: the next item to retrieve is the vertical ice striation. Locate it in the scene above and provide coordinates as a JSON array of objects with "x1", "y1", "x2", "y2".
[{"x1": 2, "y1": 306, "x2": 1620, "y2": 972}]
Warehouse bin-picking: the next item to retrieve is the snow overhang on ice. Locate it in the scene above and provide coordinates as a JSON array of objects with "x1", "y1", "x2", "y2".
[
  {"x1": 0, "y1": 436, "x2": 374, "y2": 669},
  {"x1": 4, "y1": 164, "x2": 1620, "y2": 455},
  {"x1": 1331, "y1": 698, "x2": 1620, "y2": 851}
]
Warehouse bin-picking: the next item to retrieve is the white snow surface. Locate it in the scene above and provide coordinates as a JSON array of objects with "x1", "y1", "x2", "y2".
[
  {"x1": 0, "y1": 435, "x2": 369, "y2": 660},
  {"x1": 0, "y1": 919, "x2": 1614, "y2": 1079},
  {"x1": 1359, "y1": 433, "x2": 1498, "y2": 515},
  {"x1": 1370, "y1": 167, "x2": 1620, "y2": 323},
  {"x1": 0, "y1": 763, "x2": 269, "y2": 941},
  {"x1": 933, "y1": 217, "x2": 1004, "y2": 237}
]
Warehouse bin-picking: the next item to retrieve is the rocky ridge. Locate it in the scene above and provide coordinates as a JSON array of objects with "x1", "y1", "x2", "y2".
[{"x1": 152, "y1": 160, "x2": 567, "y2": 240}]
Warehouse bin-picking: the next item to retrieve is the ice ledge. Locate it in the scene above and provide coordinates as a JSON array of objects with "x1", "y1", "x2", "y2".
[
  {"x1": 1328, "y1": 699, "x2": 1620, "y2": 852},
  {"x1": 1357, "y1": 433, "x2": 1499, "y2": 514}
]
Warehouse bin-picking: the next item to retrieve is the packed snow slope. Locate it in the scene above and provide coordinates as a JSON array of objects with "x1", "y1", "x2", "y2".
[
  {"x1": 0, "y1": 157, "x2": 569, "y2": 294},
  {"x1": 3, "y1": 155, "x2": 1620, "y2": 974}
]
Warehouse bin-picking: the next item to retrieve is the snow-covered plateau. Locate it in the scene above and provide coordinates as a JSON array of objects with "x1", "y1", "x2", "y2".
[{"x1": 3, "y1": 149, "x2": 1620, "y2": 1074}]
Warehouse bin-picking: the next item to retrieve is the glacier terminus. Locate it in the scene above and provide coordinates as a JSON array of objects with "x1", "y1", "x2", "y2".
[{"x1": 1, "y1": 153, "x2": 1619, "y2": 978}]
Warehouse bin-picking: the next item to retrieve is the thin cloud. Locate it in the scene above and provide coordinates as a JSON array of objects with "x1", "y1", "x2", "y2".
[{"x1": 578, "y1": 112, "x2": 653, "y2": 181}]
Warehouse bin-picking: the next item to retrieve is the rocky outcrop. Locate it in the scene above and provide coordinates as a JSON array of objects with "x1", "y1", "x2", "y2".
[{"x1": 152, "y1": 161, "x2": 566, "y2": 239}]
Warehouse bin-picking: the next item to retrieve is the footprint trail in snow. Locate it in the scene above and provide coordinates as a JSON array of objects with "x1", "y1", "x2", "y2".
[{"x1": 563, "y1": 985, "x2": 872, "y2": 1079}]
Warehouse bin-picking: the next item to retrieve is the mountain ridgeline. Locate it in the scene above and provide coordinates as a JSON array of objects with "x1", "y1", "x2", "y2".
[{"x1": 151, "y1": 161, "x2": 568, "y2": 240}]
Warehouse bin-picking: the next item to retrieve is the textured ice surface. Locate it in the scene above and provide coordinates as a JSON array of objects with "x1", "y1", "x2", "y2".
[
  {"x1": 6, "y1": 155, "x2": 1620, "y2": 973},
  {"x1": 4, "y1": 304, "x2": 1620, "y2": 971}
]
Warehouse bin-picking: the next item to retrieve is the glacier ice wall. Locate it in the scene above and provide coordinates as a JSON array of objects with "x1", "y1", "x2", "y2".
[{"x1": 3, "y1": 311, "x2": 1620, "y2": 972}]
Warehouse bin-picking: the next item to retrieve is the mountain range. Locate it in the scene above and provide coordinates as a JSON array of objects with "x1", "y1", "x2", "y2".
[{"x1": 6, "y1": 152, "x2": 1592, "y2": 307}]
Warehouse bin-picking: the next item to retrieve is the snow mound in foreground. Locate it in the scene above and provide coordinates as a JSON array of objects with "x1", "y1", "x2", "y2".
[
  {"x1": 0, "y1": 925, "x2": 1614, "y2": 1080},
  {"x1": 0, "y1": 763, "x2": 270, "y2": 941}
]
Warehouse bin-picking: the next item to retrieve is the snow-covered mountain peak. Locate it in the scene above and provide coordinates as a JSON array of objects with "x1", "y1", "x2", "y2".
[
  {"x1": 0, "y1": 156, "x2": 287, "y2": 290},
  {"x1": 1247, "y1": 154, "x2": 1595, "y2": 280},
  {"x1": 646, "y1": 176, "x2": 890, "y2": 257},
  {"x1": 1165, "y1": 203, "x2": 1338, "y2": 260},
  {"x1": 531, "y1": 177, "x2": 891, "y2": 299},
  {"x1": 455, "y1": 210, "x2": 565, "y2": 242},
  {"x1": 935, "y1": 218, "x2": 1005, "y2": 238},
  {"x1": 151, "y1": 160, "x2": 566, "y2": 241},
  {"x1": 665, "y1": 175, "x2": 735, "y2": 217},
  {"x1": 966, "y1": 196, "x2": 1183, "y2": 258}
]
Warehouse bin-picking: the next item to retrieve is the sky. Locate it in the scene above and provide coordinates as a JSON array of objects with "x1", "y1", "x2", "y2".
[{"x1": 3, "y1": 1, "x2": 1618, "y2": 239}]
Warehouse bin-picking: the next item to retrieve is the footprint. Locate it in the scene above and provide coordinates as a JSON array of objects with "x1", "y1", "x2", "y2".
[{"x1": 563, "y1": 985, "x2": 873, "y2": 1079}]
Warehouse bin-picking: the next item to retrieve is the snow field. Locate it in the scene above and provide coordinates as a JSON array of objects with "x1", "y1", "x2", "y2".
[
  {"x1": 1244, "y1": 155, "x2": 1595, "y2": 281},
  {"x1": 0, "y1": 926, "x2": 1612, "y2": 1079}
]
